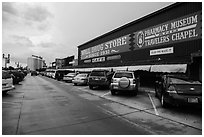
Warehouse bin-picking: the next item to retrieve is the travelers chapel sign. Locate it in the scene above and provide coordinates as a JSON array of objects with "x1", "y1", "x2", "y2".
[{"x1": 134, "y1": 11, "x2": 202, "y2": 50}]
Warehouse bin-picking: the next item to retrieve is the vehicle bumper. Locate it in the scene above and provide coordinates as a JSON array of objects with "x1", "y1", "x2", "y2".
[
  {"x1": 2, "y1": 85, "x2": 15, "y2": 92},
  {"x1": 72, "y1": 80, "x2": 87, "y2": 85},
  {"x1": 164, "y1": 93, "x2": 202, "y2": 107},
  {"x1": 88, "y1": 80, "x2": 109, "y2": 86},
  {"x1": 63, "y1": 78, "x2": 73, "y2": 82},
  {"x1": 110, "y1": 83, "x2": 137, "y2": 91}
]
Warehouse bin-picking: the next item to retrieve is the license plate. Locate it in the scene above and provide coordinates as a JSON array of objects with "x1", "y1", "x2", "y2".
[
  {"x1": 113, "y1": 86, "x2": 118, "y2": 89},
  {"x1": 188, "y1": 98, "x2": 198, "y2": 103}
]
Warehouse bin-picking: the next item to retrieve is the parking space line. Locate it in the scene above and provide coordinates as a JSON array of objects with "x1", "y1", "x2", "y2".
[
  {"x1": 148, "y1": 93, "x2": 159, "y2": 116},
  {"x1": 100, "y1": 92, "x2": 110, "y2": 97},
  {"x1": 97, "y1": 105, "x2": 156, "y2": 134},
  {"x1": 3, "y1": 101, "x2": 21, "y2": 105}
]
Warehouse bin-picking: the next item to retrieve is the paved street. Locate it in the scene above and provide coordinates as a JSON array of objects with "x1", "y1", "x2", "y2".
[{"x1": 2, "y1": 75, "x2": 202, "y2": 135}]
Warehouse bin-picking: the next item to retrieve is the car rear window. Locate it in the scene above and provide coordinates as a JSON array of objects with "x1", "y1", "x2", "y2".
[
  {"x1": 90, "y1": 71, "x2": 105, "y2": 76},
  {"x1": 67, "y1": 73, "x2": 76, "y2": 76},
  {"x1": 76, "y1": 74, "x2": 87, "y2": 77},
  {"x1": 114, "y1": 72, "x2": 133, "y2": 78},
  {"x1": 2, "y1": 71, "x2": 11, "y2": 79}
]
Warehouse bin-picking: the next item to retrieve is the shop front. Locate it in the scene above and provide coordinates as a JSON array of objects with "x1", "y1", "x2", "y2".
[{"x1": 77, "y1": 3, "x2": 202, "y2": 82}]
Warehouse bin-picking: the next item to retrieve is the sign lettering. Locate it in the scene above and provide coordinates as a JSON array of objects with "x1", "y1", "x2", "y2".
[
  {"x1": 134, "y1": 11, "x2": 201, "y2": 49},
  {"x1": 80, "y1": 35, "x2": 130, "y2": 60},
  {"x1": 150, "y1": 47, "x2": 174, "y2": 56}
]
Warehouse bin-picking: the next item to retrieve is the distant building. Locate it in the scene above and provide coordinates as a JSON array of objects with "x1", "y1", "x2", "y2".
[
  {"x1": 55, "y1": 56, "x2": 75, "y2": 69},
  {"x1": 55, "y1": 58, "x2": 65, "y2": 69},
  {"x1": 27, "y1": 55, "x2": 44, "y2": 71},
  {"x1": 71, "y1": 59, "x2": 78, "y2": 66}
]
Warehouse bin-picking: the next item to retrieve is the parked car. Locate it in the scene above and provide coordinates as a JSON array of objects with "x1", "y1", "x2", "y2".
[
  {"x1": 155, "y1": 74, "x2": 202, "y2": 108},
  {"x1": 2, "y1": 70, "x2": 15, "y2": 93},
  {"x1": 88, "y1": 69, "x2": 113, "y2": 89},
  {"x1": 31, "y1": 71, "x2": 38, "y2": 76},
  {"x1": 110, "y1": 71, "x2": 139, "y2": 96},
  {"x1": 21, "y1": 70, "x2": 28, "y2": 77},
  {"x1": 45, "y1": 70, "x2": 56, "y2": 78},
  {"x1": 72, "y1": 73, "x2": 89, "y2": 85},
  {"x1": 9, "y1": 70, "x2": 24, "y2": 84},
  {"x1": 63, "y1": 73, "x2": 77, "y2": 82},
  {"x1": 39, "y1": 71, "x2": 46, "y2": 76},
  {"x1": 55, "y1": 70, "x2": 70, "y2": 81}
]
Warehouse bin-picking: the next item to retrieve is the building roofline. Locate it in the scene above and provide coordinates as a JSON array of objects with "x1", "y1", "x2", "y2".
[{"x1": 77, "y1": 2, "x2": 180, "y2": 48}]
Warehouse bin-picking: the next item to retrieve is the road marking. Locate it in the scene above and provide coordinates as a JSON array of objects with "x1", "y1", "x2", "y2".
[
  {"x1": 3, "y1": 101, "x2": 21, "y2": 105},
  {"x1": 97, "y1": 105, "x2": 156, "y2": 135},
  {"x1": 148, "y1": 93, "x2": 159, "y2": 116},
  {"x1": 100, "y1": 92, "x2": 110, "y2": 97}
]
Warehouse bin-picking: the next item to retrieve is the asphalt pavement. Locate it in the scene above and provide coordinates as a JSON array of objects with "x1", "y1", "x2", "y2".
[{"x1": 2, "y1": 75, "x2": 202, "y2": 135}]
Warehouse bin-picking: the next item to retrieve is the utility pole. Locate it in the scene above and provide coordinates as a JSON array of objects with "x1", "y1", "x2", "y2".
[{"x1": 3, "y1": 54, "x2": 10, "y2": 68}]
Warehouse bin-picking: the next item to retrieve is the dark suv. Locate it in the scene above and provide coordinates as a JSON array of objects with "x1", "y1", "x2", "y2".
[{"x1": 88, "y1": 69, "x2": 113, "y2": 89}]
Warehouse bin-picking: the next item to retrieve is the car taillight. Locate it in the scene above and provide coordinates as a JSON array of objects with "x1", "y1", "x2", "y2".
[
  {"x1": 133, "y1": 79, "x2": 137, "y2": 84},
  {"x1": 167, "y1": 85, "x2": 177, "y2": 93}
]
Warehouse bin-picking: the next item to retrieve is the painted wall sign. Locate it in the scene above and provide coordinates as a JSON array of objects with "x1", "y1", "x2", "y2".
[
  {"x1": 80, "y1": 35, "x2": 130, "y2": 60},
  {"x1": 92, "y1": 57, "x2": 106, "y2": 63},
  {"x1": 107, "y1": 55, "x2": 121, "y2": 61},
  {"x1": 150, "y1": 47, "x2": 174, "y2": 56},
  {"x1": 134, "y1": 11, "x2": 201, "y2": 50},
  {"x1": 84, "y1": 59, "x2": 91, "y2": 63}
]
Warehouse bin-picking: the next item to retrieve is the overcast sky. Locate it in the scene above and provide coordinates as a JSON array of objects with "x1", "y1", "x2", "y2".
[{"x1": 2, "y1": 2, "x2": 173, "y2": 67}]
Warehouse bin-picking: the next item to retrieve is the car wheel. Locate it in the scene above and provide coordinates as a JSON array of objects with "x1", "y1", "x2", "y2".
[
  {"x1": 89, "y1": 85, "x2": 93, "y2": 89},
  {"x1": 111, "y1": 90, "x2": 116, "y2": 95},
  {"x1": 161, "y1": 94, "x2": 168, "y2": 108},
  {"x1": 74, "y1": 83, "x2": 77, "y2": 86}
]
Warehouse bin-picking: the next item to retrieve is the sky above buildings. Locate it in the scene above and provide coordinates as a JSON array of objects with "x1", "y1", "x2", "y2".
[{"x1": 2, "y1": 2, "x2": 173, "y2": 67}]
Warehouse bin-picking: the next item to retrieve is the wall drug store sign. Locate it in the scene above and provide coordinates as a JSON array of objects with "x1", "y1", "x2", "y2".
[
  {"x1": 134, "y1": 11, "x2": 201, "y2": 51},
  {"x1": 80, "y1": 35, "x2": 130, "y2": 63}
]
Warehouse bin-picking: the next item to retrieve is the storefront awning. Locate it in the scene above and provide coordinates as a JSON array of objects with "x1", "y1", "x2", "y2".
[
  {"x1": 150, "y1": 64, "x2": 187, "y2": 73},
  {"x1": 75, "y1": 65, "x2": 151, "y2": 72},
  {"x1": 111, "y1": 65, "x2": 151, "y2": 71},
  {"x1": 75, "y1": 64, "x2": 187, "y2": 73},
  {"x1": 127, "y1": 65, "x2": 151, "y2": 71}
]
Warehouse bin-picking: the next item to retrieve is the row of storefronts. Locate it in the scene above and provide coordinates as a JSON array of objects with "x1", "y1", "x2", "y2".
[{"x1": 77, "y1": 2, "x2": 201, "y2": 82}]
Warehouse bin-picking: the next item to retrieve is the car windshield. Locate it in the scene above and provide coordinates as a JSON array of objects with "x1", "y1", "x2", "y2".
[
  {"x1": 114, "y1": 72, "x2": 133, "y2": 78},
  {"x1": 170, "y1": 77, "x2": 201, "y2": 85},
  {"x1": 76, "y1": 74, "x2": 87, "y2": 77},
  {"x1": 90, "y1": 71, "x2": 105, "y2": 76}
]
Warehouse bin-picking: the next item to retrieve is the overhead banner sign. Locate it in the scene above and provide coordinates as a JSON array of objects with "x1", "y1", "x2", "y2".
[
  {"x1": 80, "y1": 35, "x2": 131, "y2": 60},
  {"x1": 134, "y1": 11, "x2": 202, "y2": 50}
]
